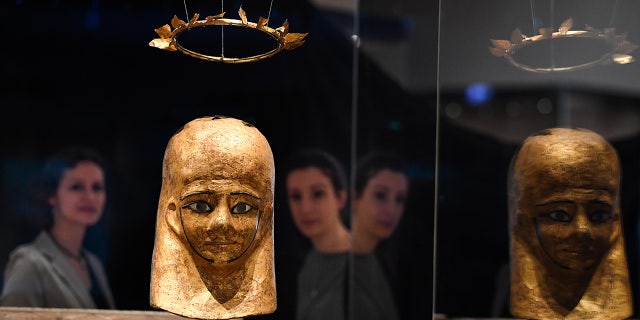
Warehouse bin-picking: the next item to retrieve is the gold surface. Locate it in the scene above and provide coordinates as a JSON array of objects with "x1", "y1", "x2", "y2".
[
  {"x1": 149, "y1": 7, "x2": 308, "y2": 63},
  {"x1": 150, "y1": 116, "x2": 276, "y2": 319},
  {"x1": 508, "y1": 127, "x2": 632, "y2": 319}
]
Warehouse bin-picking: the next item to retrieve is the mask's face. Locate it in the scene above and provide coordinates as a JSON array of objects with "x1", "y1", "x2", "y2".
[
  {"x1": 165, "y1": 117, "x2": 274, "y2": 267},
  {"x1": 179, "y1": 183, "x2": 264, "y2": 263},
  {"x1": 515, "y1": 128, "x2": 620, "y2": 272},
  {"x1": 151, "y1": 116, "x2": 277, "y2": 319},
  {"x1": 528, "y1": 186, "x2": 616, "y2": 271}
]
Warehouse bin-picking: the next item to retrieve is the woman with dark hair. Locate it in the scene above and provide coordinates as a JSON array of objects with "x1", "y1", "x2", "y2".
[
  {"x1": 0, "y1": 146, "x2": 116, "y2": 309},
  {"x1": 352, "y1": 151, "x2": 409, "y2": 254},
  {"x1": 351, "y1": 150, "x2": 409, "y2": 320},
  {"x1": 284, "y1": 148, "x2": 351, "y2": 320}
]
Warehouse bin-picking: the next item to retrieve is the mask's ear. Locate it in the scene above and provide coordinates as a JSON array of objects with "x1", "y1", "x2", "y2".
[
  {"x1": 259, "y1": 201, "x2": 274, "y2": 236},
  {"x1": 164, "y1": 197, "x2": 182, "y2": 235},
  {"x1": 609, "y1": 207, "x2": 622, "y2": 243}
]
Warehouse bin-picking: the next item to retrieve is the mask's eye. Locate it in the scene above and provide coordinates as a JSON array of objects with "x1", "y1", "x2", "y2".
[
  {"x1": 546, "y1": 210, "x2": 572, "y2": 222},
  {"x1": 183, "y1": 201, "x2": 212, "y2": 214},
  {"x1": 590, "y1": 210, "x2": 613, "y2": 223},
  {"x1": 232, "y1": 202, "x2": 254, "y2": 214}
]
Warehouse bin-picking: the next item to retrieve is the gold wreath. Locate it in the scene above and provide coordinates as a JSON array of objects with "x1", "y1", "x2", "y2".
[
  {"x1": 149, "y1": 6, "x2": 308, "y2": 63},
  {"x1": 489, "y1": 17, "x2": 638, "y2": 73}
]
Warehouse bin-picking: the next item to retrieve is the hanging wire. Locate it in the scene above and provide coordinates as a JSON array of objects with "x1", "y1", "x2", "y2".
[
  {"x1": 266, "y1": 0, "x2": 274, "y2": 27},
  {"x1": 221, "y1": 0, "x2": 225, "y2": 58},
  {"x1": 549, "y1": 0, "x2": 555, "y2": 70},
  {"x1": 183, "y1": 0, "x2": 189, "y2": 21},
  {"x1": 530, "y1": 0, "x2": 536, "y2": 35},
  {"x1": 178, "y1": 0, "x2": 278, "y2": 59},
  {"x1": 609, "y1": 0, "x2": 619, "y2": 28}
]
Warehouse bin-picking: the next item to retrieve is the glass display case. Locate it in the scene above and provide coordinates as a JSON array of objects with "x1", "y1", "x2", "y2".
[
  {"x1": 435, "y1": 0, "x2": 640, "y2": 318},
  {"x1": 0, "y1": 0, "x2": 639, "y2": 319}
]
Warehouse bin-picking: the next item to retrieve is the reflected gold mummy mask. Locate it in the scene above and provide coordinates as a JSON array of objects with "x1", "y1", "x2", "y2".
[
  {"x1": 150, "y1": 115, "x2": 276, "y2": 319},
  {"x1": 509, "y1": 127, "x2": 632, "y2": 320}
]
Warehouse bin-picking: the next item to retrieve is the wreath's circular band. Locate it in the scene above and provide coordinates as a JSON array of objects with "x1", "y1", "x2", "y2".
[
  {"x1": 504, "y1": 31, "x2": 619, "y2": 73},
  {"x1": 173, "y1": 18, "x2": 285, "y2": 64},
  {"x1": 489, "y1": 18, "x2": 638, "y2": 74},
  {"x1": 149, "y1": 9, "x2": 308, "y2": 63}
]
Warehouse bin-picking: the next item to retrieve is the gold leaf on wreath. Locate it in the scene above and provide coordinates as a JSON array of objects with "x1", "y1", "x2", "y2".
[
  {"x1": 154, "y1": 24, "x2": 172, "y2": 39},
  {"x1": 257, "y1": 17, "x2": 268, "y2": 30},
  {"x1": 538, "y1": 27, "x2": 553, "y2": 39},
  {"x1": 284, "y1": 32, "x2": 308, "y2": 50},
  {"x1": 490, "y1": 39, "x2": 511, "y2": 50},
  {"x1": 489, "y1": 46, "x2": 507, "y2": 57},
  {"x1": 281, "y1": 19, "x2": 290, "y2": 34},
  {"x1": 205, "y1": 12, "x2": 225, "y2": 21},
  {"x1": 559, "y1": 17, "x2": 573, "y2": 35},
  {"x1": 171, "y1": 15, "x2": 186, "y2": 29},
  {"x1": 148, "y1": 38, "x2": 176, "y2": 51},
  {"x1": 619, "y1": 40, "x2": 639, "y2": 55},
  {"x1": 510, "y1": 28, "x2": 524, "y2": 44},
  {"x1": 239, "y1": 6, "x2": 248, "y2": 24},
  {"x1": 189, "y1": 13, "x2": 200, "y2": 25}
]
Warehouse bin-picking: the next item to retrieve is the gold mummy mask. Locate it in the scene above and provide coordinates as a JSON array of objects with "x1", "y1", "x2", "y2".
[
  {"x1": 150, "y1": 115, "x2": 276, "y2": 319},
  {"x1": 508, "y1": 127, "x2": 632, "y2": 320}
]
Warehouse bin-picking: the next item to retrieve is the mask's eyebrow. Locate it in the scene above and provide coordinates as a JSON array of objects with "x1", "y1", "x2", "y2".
[
  {"x1": 589, "y1": 199, "x2": 614, "y2": 207},
  {"x1": 231, "y1": 191, "x2": 261, "y2": 200},
  {"x1": 536, "y1": 200, "x2": 572, "y2": 207},
  {"x1": 180, "y1": 191, "x2": 261, "y2": 201},
  {"x1": 180, "y1": 191, "x2": 213, "y2": 201}
]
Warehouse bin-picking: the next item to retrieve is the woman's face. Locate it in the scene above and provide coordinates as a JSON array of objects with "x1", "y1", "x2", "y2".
[
  {"x1": 49, "y1": 161, "x2": 106, "y2": 228},
  {"x1": 286, "y1": 167, "x2": 346, "y2": 239},
  {"x1": 354, "y1": 169, "x2": 408, "y2": 240}
]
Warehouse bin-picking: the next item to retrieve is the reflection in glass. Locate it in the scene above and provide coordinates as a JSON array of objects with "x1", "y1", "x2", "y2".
[
  {"x1": 436, "y1": 1, "x2": 640, "y2": 317},
  {"x1": 509, "y1": 127, "x2": 632, "y2": 319},
  {"x1": 351, "y1": 151, "x2": 409, "y2": 320}
]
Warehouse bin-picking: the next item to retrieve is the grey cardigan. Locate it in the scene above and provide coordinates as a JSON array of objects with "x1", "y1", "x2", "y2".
[{"x1": 0, "y1": 231, "x2": 116, "y2": 309}]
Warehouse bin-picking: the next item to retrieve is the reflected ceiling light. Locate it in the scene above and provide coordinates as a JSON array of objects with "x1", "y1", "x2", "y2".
[
  {"x1": 149, "y1": 3, "x2": 308, "y2": 63},
  {"x1": 465, "y1": 82, "x2": 493, "y2": 106},
  {"x1": 488, "y1": 0, "x2": 638, "y2": 73}
]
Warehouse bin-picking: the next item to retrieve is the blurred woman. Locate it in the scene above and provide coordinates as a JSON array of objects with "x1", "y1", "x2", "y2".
[
  {"x1": 0, "y1": 146, "x2": 116, "y2": 309},
  {"x1": 351, "y1": 150, "x2": 409, "y2": 320},
  {"x1": 352, "y1": 151, "x2": 409, "y2": 254},
  {"x1": 284, "y1": 148, "x2": 350, "y2": 320}
]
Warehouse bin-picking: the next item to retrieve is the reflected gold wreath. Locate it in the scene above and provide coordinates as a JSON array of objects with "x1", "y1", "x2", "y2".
[{"x1": 489, "y1": 17, "x2": 638, "y2": 73}]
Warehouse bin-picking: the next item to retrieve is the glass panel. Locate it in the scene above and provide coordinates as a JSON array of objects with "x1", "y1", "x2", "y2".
[
  {"x1": 353, "y1": 0, "x2": 438, "y2": 319},
  {"x1": 435, "y1": 0, "x2": 640, "y2": 318}
]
